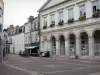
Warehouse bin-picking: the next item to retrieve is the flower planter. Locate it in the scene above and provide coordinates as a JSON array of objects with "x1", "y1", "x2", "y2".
[
  {"x1": 92, "y1": 12, "x2": 100, "y2": 18},
  {"x1": 68, "y1": 19, "x2": 74, "y2": 23},
  {"x1": 79, "y1": 16, "x2": 86, "y2": 21},
  {"x1": 58, "y1": 20, "x2": 64, "y2": 26},
  {"x1": 50, "y1": 21, "x2": 55, "y2": 27},
  {"x1": 50, "y1": 24, "x2": 55, "y2": 27},
  {"x1": 43, "y1": 25, "x2": 47, "y2": 29}
]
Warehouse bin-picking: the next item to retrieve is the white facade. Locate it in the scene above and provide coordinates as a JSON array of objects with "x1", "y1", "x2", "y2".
[
  {"x1": 39, "y1": 0, "x2": 100, "y2": 59},
  {"x1": 32, "y1": 31, "x2": 39, "y2": 43},
  {"x1": 10, "y1": 33, "x2": 25, "y2": 54},
  {"x1": 24, "y1": 22, "x2": 31, "y2": 47},
  {"x1": 24, "y1": 17, "x2": 39, "y2": 49}
]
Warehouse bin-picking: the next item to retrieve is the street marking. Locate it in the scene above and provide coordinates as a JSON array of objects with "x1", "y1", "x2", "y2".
[
  {"x1": 44, "y1": 65, "x2": 100, "y2": 74},
  {"x1": 55, "y1": 61, "x2": 91, "y2": 66},
  {"x1": 53, "y1": 57, "x2": 100, "y2": 63}
]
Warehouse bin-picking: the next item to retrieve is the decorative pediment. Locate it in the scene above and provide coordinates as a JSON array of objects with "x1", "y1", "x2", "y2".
[{"x1": 38, "y1": 0, "x2": 67, "y2": 12}]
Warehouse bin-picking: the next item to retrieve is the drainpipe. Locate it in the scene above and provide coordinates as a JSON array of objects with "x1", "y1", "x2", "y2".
[{"x1": 38, "y1": 13, "x2": 41, "y2": 57}]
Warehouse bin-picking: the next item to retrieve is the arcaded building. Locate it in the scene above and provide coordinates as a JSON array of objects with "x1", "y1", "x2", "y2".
[{"x1": 39, "y1": 0, "x2": 100, "y2": 59}]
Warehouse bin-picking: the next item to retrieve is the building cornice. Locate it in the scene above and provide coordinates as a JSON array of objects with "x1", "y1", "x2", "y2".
[
  {"x1": 41, "y1": 20, "x2": 100, "y2": 34},
  {"x1": 39, "y1": 0, "x2": 88, "y2": 12}
]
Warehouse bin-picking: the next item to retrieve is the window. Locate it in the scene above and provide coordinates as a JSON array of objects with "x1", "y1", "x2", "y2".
[
  {"x1": 28, "y1": 36, "x2": 30, "y2": 43},
  {"x1": 92, "y1": 0, "x2": 99, "y2": 13},
  {"x1": 59, "y1": 11, "x2": 63, "y2": 21},
  {"x1": 29, "y1": 26, "x2": 31, "y2": 31},
  {"x1": 51, "y1": 14, "x2": 55, "y2": 24},
  {"x1": 79, "y1": 5, "x2": 86, "y2": 16},
  {"x1": 26, "y1": 37, "x2": 27, "y2": 43},
  {"x1": 33, "y1": 23, "x2": 36, "y2": 29},
  {"x1": 35, "y1": 22, "x2": 38, "y2": 29},
  {"x1": 68, "y1": 8, "x2": 73, "y2": 19},
  {"x1": 43, "y1": 17, "x2": 47, "y2": 26}
]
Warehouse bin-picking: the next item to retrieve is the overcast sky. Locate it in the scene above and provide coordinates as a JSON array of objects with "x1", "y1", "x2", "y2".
[{"x1": 3, "y1": 0, "x2": 47, "y2": 28}]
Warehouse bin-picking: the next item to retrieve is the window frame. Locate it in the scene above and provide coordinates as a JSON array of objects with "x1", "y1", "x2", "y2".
[
  {"x1": 50, "y1": 14, "x2": 55, "y2": 24},
  {"x1": 79, "y1": 4, "x2": 86, "y2": 17},
  {"x1": 43, "y1": 17, "x2": 47, "y2": 26},
  {"x1": 68, "y1": 8, "x2": 74, "y2": 20},
  {"x1": 58, "y1": 11, "x2": 64, "y2": 21},
  {"x1": 92, "y1": 0, "x2": 100, "y2": 13}
]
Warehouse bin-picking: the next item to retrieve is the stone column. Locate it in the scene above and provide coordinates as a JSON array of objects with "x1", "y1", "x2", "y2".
[
  {"x1": 76, "y1": 38, "x2": 81, "y2": 58},
  {"x1": 65, "y1": 39, "x2": 69, "y2": 58},
  {"x1": 40, "y1": 41, "x2": 43, "y2": 52},
  {"x1": 89, "y1": 37, "x2": 94, "y2": 59},
  {"x1": 56, "y1": 39, "x2": 60, "y2": 56},
  {"x1": 47, "y1": 40, "x2": 51, "y2": 55}
]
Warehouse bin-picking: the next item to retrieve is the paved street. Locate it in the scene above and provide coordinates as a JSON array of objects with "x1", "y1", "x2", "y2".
[
  {"x1": 0, "y1": 63, "x2": 29, "y2": 75},
  {"x1": 1, "y1": 54, "x2": 100, "y2": 75}
]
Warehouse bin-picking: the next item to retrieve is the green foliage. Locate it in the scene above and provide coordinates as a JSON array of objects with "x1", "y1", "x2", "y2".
[
  {"x1": 79, "y1": 16, "x2": 83, "y2": 20},
  {"x1": 79, "y1": 16, "x2": 86, "y2": 21}
]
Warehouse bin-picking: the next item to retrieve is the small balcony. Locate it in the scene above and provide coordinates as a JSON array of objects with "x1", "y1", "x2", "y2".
[
  {"x1": 68, "y1": 18, "x2": 74, "y2": 23},
  {"x1": 58, "y1": 20, "x2": 64, "y2": 26},
  {"x1": 50, "y1": 21, "x2": 55, "y2": 28},
  {"x1": 79, "y1": 16, "x2": 86, "y2": 21},
  {"x1": 92, "y1": 10, "x2": 100, "y2": 18}
]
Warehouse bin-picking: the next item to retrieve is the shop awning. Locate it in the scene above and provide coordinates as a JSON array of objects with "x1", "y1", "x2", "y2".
[{"x1": 25, "y1": 46, "x2": 38, "y2": 49}]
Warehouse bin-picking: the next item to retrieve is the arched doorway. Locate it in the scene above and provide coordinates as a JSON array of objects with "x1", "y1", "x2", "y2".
[
  {"x1": 69, "y1": 34, "x2": 76, "y2": 57},
  {"x1": 80, "y1": 32, "x2": 89, "y2": 56},
  {"x1": 59, "y1": 35, "x2": 65, "y2": 55},
  {"x1": 93, "y1": 30, "x2": 100, "y2": 56},
  {"x1": 51, "y1": 36, "x2": 56, "y2": 55}
]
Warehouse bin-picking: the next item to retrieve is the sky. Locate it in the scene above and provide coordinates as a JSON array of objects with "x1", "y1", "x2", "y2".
[{"x1": 3, "y1": 0, "x2": 47, "y2": 28}]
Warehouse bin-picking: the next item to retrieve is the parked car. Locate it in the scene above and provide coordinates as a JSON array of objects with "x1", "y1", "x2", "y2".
[{"x1": 42, "y1": 51, "x2": 50, "y2": 57}]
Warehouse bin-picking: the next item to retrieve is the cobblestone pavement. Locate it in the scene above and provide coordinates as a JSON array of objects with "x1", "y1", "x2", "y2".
[{"x1": 3, "y1": 54, "x2": 100, "y2": 75}]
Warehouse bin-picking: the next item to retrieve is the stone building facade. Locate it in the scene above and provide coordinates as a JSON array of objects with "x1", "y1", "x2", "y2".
[
  {"x1": 0, "y1": 0, "x2": 4, "y2": 63},
  {"x1": 39, "y1": 0, "x2": 100, "y2": 59},
  {"x1": 24, "y1": 17, "x2": 40, "y2": 56},
  {"x1": 9, "y1": 25, "x2": 25, "y2": 54}
]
